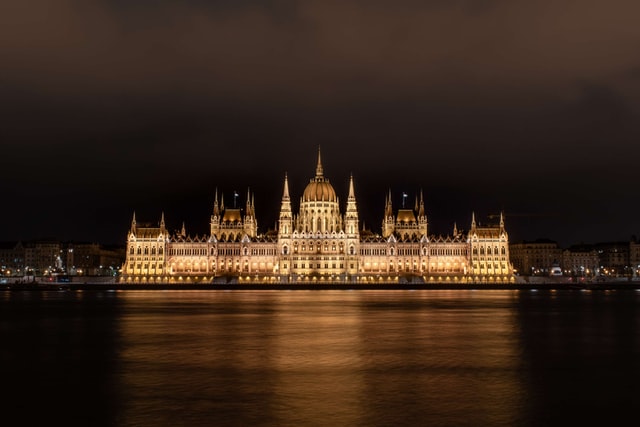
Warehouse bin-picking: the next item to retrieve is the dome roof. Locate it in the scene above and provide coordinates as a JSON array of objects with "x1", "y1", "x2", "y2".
[
  {"x1": 303, "y1": 178, "x2": 337, "y2": 202},
  {"x1": 301, "y1": 147, "x2": 338, "y2": 202}
]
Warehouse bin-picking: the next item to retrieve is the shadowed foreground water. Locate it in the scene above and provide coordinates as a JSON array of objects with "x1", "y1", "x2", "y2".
[{"x1": 1, "y1": 289, "x2": 639, "y2": 426}]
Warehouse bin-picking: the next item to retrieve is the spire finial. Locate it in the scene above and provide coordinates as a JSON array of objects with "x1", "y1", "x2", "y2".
[
  {"x1": 283, "y1": 172, "x2": 290, "y2": 199},
  {"x1": 213, "y1": 188, "x2": 220, "y2": 216},
  {"x1": 348, "y1": 173, "x2": 355, "y2": 199},
  {"x1": 160, "y1": 212, "x2": 165, "y2": 228},
  {"x1": 316, "y1": 146, "x2": 323, "y2": 178}
]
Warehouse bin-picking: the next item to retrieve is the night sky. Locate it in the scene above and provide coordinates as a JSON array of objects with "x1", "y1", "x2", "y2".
[{"x1": 2, "y1": 1, "x2": 639, "y2": 247}]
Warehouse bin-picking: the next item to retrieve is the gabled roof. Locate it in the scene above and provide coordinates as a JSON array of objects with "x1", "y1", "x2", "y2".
[
  {"x1": 396, "y1": 209, "x2": 417, "y2": 223},
  {"x1": 133, "y1": 227, "x2": 164, "y2": 239},
  {"x1": 222, "y1": 209, "x2": 242, "y2": 223}
]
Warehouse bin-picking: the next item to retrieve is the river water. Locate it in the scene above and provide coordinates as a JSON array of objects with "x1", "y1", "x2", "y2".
[{"x1": 1, "y1": 289, "x2": 639, "y2": 426}]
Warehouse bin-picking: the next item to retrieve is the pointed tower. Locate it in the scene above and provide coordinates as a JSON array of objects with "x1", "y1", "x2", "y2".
[
  {"x1": 382, "y1": 189, "x2": 395, "y2": 238},
  {"x1": 245, "y1": 188, "x2": 251, "y2": 215},
  {"x1": 210, "y1": 188, "x2": 221, "y2": 237},
  {"x1": 243, "y1": 187, "x2": 257, "y2": 237},
  {"x1": 417, "y1": 190, "x2": 427, "y2": 237},
  {"x1": 213, "y1": 188, "x2": 220, "y2": 216},
  {"x1": 345, "y1": 173, "x2": 360, "y2": 275},
  {"x1": 278, "y1": 173, "x2": 293, "y2": 238},
  {"x1": 130, "y1": 211, "x2": 137, "y2": 235},
  {"x1": 160, "y1": 212, "x2": 165, "y2": 229},
  {"x1": 277, "y1": 172, "x2": 294, "y2": 277},
  {"x1": 345, "y1": 174, "x2": 359, "y2": 237}
]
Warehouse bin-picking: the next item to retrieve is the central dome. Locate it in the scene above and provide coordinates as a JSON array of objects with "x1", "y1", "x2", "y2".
[
  {"x1": 302, "y1": 148, "x2": 337, "y2": 202},
  {"x1": 303, "y1": 178, "x2": 337, "y2": 202}
]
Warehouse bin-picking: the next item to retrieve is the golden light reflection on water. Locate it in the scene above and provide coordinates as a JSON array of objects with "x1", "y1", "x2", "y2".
[{"x1": 113, "y1": 290, "x2": 527, "y2": 426}]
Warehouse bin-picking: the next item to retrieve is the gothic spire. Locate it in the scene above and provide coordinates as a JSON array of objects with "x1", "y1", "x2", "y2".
[
  {"x1": 213, "y1": 188, "x2": 220, "y2": 216},
  {"x1": 131, "y1": 211, "x2": 136, "y2": 231},
  {"x1": 282, "y1": 173, "x2": 290, "y2": 200},
  {"x1": 348, "y1": 173, "x2": 356, "y2": 200},
  {"x1": 315, "y1": 146, "x2": 323, "y2": 178},
  {"x1": 385, "y1": 189, "x2": 393, "y2": 217},
  {"x1": 160, "y1": 212, "x2": 165, "y2": 229}
]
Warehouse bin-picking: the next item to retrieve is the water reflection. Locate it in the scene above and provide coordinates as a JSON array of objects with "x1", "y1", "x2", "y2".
[{"x1": 115, "y1": 290, "x2": 526, "y2": 426}]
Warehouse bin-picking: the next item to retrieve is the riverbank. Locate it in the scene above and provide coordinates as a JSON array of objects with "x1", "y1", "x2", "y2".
[{"x1": 4, "y1": 281, "x2": 640, "y2": 291}]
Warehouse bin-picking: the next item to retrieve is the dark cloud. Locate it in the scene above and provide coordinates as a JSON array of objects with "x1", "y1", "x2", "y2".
[{"x1": 1, "y1": 0, "x2": 639, "y2": 246}]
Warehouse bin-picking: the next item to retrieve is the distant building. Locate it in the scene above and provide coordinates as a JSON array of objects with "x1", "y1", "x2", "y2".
[
  {"x1": 23, "y1": 240, "x2": 61, "y2": 276},
  {"x1": 594, "y1": 241, "x2": 630, "y2": 277},
  {"x1": 509, "y1": 239, "x2": 562, "y2": 276},
  {"x1": 630, "y1": 237, "x2": 640, "y2": 277},
  {"x1": 0, "y1": 241, "x2": 24, "y2": 276},
  {"x1": 0, "y1": 240, "x2": 124, "y2": 278},
  {"x1": 562, "y1": 244, "x2": 599, "y2": 276},
  {"x1": 64, "y1": 243, "x2": 124, "y2": 276},
  {"x1": 121, "y1": 150, "x2": 514, "y2": 284}
]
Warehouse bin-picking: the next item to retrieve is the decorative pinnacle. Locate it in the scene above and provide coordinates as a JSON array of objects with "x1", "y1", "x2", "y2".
[
  {"x1": 316, "y1": 146, "x2": 323, "y2": 178},
  {"x1": 283, "y1": 172, "x2": 290, "y2": 199}
]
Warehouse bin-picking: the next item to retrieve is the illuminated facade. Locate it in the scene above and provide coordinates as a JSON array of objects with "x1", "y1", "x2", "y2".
[{"x1": 121, "y1": 151, "x2": 514, "y2": 284}]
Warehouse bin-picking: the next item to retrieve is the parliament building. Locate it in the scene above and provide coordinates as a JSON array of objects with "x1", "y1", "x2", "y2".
[{"x1": 121, "y1": 151, "x2": 514, "y2": 284}]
